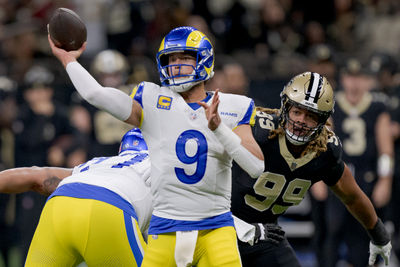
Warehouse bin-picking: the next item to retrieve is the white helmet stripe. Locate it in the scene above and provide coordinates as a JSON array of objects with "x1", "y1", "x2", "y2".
[{"x1": 305, "y1": 72, "x2": 322, "y2": 103}]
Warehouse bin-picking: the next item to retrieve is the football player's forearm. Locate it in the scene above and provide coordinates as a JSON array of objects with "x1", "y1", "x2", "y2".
[
  {"x1": 0, "y1": 167, "x2": 42, "y2": 194},
  {"x1": 376, "y1": 112, "x2": 393, "y2": 156},
  {"x1": 213, "y1": 123, "x2": 264, "y2": 178},
  {"x1": 0, "y1": 167, "x2": 71, "y2": 195},
  {"x1": 376, "y1": 113, "x2": 394, "y2": 178},
  {"x1": 66, "y1": 61, "x2": 133, "y2": 121},
  {"x1": 240, "y1": 139, "x2": 264, "y2": 161},
  {"x1": 331, "y1": 166, "x2": 377, "y2": 229},
  {"x1": 231, "y1": 146, "x2": 264, "y2": 178},
  {"x1": 345, "y1": 194, "x2": 378, "y2": 230},
  {"x1": 36, "y1": 167, "x2": 72, "y2": 195}
]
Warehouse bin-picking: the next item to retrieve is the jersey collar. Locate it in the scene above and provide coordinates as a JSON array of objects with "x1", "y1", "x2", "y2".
[
  {"x1": 187, "y1": 91, "x2": 212, "y2": 110},
  {"x1": 278, "y1": 135, "x2": 316, "y2": 171}
]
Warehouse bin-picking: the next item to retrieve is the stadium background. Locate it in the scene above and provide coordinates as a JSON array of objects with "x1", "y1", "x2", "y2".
[{"x1": 0, "y1": 0, "x2": 400, "y2": 266}]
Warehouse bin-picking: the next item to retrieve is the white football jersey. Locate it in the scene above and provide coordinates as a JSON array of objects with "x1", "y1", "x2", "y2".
[
  {"x1": 131, "y1": 82, "x2": 255, "y2": 221},
  {"x1": 59, "y1": 151, "x2": 152, "y2": 233}
]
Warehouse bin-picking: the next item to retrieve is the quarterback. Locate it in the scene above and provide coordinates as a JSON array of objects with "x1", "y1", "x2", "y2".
[{"x1": 48, "y1": 26, "x2": 264, "y2": 266}]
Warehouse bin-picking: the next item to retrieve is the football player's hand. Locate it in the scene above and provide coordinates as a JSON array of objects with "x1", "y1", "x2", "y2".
[
  {"x1": 252, "y1": 223, "x2": 285, "y2": 245},
  {"x1": 48, "y1": 32, "x2": 86, "y2": 68},
  {"x1": 198, "y1": 89, "x2": 221, "y2": 131},
  {"x1": 369, "y1": 241, "x2": 391, "y2": 266}
]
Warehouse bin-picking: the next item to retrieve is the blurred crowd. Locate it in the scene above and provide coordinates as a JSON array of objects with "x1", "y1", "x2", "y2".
[{"x1": 1, "y1": 0, "x2": 400, "y2": 266}]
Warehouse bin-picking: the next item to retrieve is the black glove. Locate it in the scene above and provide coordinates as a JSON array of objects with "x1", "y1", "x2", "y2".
[{"x1": 252, "y1": 223, "x2": 285, "y2": 245}]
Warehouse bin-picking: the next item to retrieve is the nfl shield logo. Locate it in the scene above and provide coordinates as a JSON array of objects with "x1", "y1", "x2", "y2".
[{"x1": 190, "y1": 112, "x2": 198, "y2": 120}]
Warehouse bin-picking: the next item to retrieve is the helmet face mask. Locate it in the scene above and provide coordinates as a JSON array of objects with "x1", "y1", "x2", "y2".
[
  {"x1": 280, "y1": 72, "x2": 334, "y2": 145},
  {"x1": 156, "y1": 26, "x2": 214, "y2": 93},
  {"x1": 282, "y1": 100, "x2": 324, "y2": 145}
]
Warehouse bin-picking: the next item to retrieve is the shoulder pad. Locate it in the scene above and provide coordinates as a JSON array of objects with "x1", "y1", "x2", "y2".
[
  {"x1": 326, "y1": 133, "x2": 343, "y2": 163},
  {"x1": 254, "y1": 110, "x2": 279, "y2": 130}
]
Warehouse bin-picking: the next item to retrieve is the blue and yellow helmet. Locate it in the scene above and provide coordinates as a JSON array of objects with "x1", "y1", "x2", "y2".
[
  {"x1": 156, "y1": 26, "x2": 214, "y2": 92},
  {"x1": 118, "y1": 128, "x2": 148, "y2": 154}
]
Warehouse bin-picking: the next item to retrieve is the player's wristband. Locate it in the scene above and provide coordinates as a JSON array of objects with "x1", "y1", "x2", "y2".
[
  {"x1": 66, "y1": 61, "x2": 133, "y2": 121},
  {"x1": 367, "y1": 218, "x2": 390, "y2": 246},
  {"x1": 213, "y1": 123, "x2": 264, "y2": 178},
  {"x1": 377, "y1": 154, "x2": 394, "y2": 177}
]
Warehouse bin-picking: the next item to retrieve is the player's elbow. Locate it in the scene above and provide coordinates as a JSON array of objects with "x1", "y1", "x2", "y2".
[{"x1": 83, "y1": 90, "x2": 100, "y2": 105}]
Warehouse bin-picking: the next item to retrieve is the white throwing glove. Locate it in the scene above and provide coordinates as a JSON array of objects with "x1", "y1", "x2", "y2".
[{"x1": 369, "y1": 241, "x2": 392, "y2": 266}]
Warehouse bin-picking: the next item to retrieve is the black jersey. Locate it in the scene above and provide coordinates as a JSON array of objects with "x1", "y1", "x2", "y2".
[
  {"x1": 231, "y1": 111, "x2": 344, "y2": 224},
  {"x1": 332, "y1": 91, "x2": 387, "y2": 186}
]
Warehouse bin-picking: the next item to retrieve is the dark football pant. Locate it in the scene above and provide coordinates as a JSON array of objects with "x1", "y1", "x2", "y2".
[
  {"x1": 309, "y1": 193, "x2": 327, "y2": 267},
  {"x1": 238, "y1": 238, "x2": 301, "y2": 267},
  {"x1": 323, "y1": 192, "x2": 369, "y2": 267}
]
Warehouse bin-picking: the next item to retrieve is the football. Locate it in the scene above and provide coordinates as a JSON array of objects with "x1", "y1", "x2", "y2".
[{"x1": 48, "y1": 7, "x2": 87, "y2": 51}]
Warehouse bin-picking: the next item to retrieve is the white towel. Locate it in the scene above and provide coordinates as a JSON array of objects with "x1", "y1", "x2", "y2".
[
  {"x1": 175, "y1": 230, "x2": 198, "y2": 267},
  {"x1": 233, "y1": 215, "x2": 256, "y2": 245}
]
